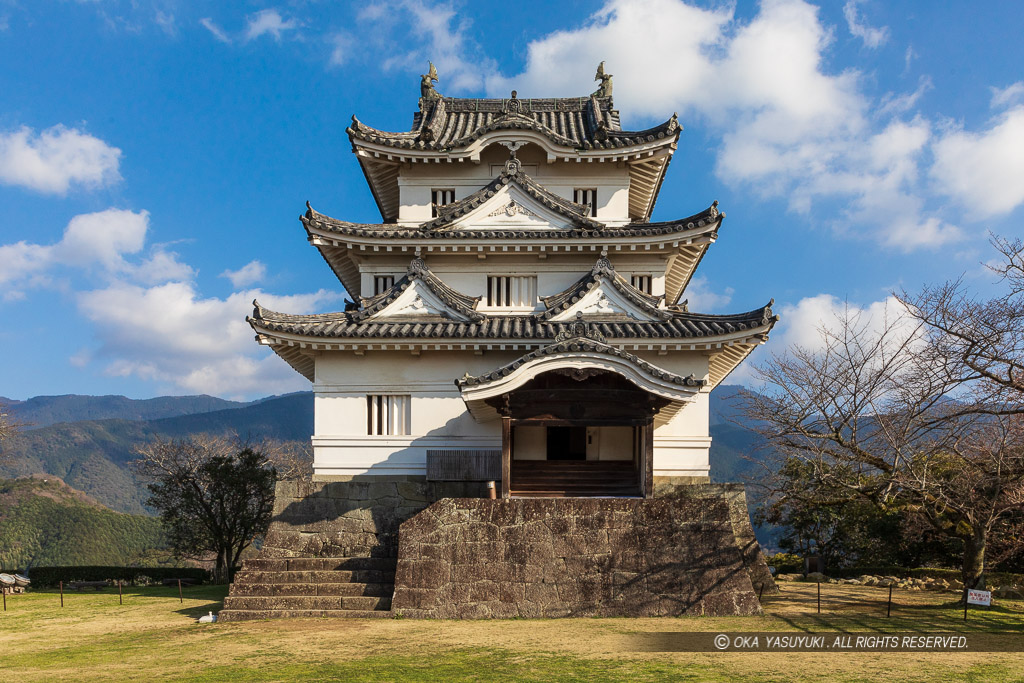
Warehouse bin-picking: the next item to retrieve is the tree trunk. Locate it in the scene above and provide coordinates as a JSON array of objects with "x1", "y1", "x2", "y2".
[
  {"x1": 961, "y1": 527, "x2": 987, "y2": 602},
  {"x1": 214, "y1": 548, "x2": 227, "y2": 584}
]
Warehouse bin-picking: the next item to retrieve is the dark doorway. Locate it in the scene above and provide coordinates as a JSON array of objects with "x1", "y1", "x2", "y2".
[{"x1": 547, "y1": 426, "x2": 587, "y2": 460}]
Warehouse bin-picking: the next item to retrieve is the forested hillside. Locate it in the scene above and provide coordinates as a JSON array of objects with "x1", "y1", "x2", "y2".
[
  {"x1": 0, "y1": 393, "x2": 314, "y2": 513},
  {"x1": 0, "y1": 477, "x2": 167, "y2": 570},
  {"x1": 0, "y1": 394, "x2": 254, "y2": 429}
]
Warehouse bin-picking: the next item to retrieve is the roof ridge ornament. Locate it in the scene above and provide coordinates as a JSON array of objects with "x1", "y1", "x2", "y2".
[
  {"x1": 552, "y1": 312, "x2": 609, "y2": 344},
  {"x1": 420, "y1": 61, "x2": 441, "y2": 103},
  {"x1": 594, "y1": 61, "x2": 612, "y2": 98},
  {"x1": 504, "y1": 89, "x2": 523, "y2": 114}
]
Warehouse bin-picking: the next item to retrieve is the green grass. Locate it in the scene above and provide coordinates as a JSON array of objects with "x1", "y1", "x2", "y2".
[{"x1": 1, "y1": 583, "x2": 1023, "y2": 682}]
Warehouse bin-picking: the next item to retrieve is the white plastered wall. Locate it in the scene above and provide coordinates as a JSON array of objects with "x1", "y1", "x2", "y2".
[
  {"x1": 311, "y1": 348, "x2": 712, "y2": 477},
  {"x1": 357, "y1": 253, "x2": 671, "y2": 303},
  {"x1": 396, "y1": 144, "x2": 631, "y2": 225}
]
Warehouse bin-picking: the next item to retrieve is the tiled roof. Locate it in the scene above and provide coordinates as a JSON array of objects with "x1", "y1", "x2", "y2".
[
  {"x1": 538, "y1": 256, "x2": 668, "y2": 321},
  {"x1": 456, "y1": 325, "x2": 705, "y2": 389},
  {"x1": 302, "y1": 200, "x2": 723, "y2": 240},
  {"x1": 249, "y1": 303, "x2": 776, "y2": 341},
  {"x1": 348, "y1": 94, "x2": 680, "y2": 152}
]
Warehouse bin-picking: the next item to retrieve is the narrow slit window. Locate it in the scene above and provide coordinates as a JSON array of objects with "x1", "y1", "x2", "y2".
[
  {"x1": 431, "y1": 189, "x2": 455, "y2": 218},
  {"x1": 486, "y1": 275, "x2": 536, "y2": 308},
  {"x1": 366, "y1": 395, "x2": 410, "y2": 435},
  {"x1": 573, "y1": 188, "x2": 597, "y2": 217},
  {"x1": 631, "y1": 274, "x2": 652, "y2": 295},
  {"x1": 373, "y1": 275, "x2": 395, "y2": 295}
]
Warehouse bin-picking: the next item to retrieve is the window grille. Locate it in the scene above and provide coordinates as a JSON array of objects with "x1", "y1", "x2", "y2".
[
  {"x1": 366, "y1": 395, "x2": 410, "y2": 436},
  {"x1": 486, "y1": 275, "x2": 537, "y2": 308},
  {"x1": 431, "y1": 189, "x2": 455, "y2": 217},
  {"x1": 573, "y1": 188, "x2": 597, "y2": 217},
  {"x1": 373, "y1": 275, "x2": 395, "y2": 295},
  {"x1": 631, "y1": 275, "x2": 652, "y2": 295}
]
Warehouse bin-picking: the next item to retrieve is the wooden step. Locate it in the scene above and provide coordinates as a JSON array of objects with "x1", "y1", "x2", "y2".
[{"x1": 511, "y1": 491, "x2": 641, "y2": 498}]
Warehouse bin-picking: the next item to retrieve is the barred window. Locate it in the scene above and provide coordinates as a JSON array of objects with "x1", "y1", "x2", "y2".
[
  {"x1": 631, "y1": 274, "x2": 652, "y2": 295},
  {"x1": 486, "y1": 275, "x2": 537, "y2": 308},
  {"x1": 431, "y1": 189, "x2": 455, "y2": 217},
  {"x1": 366, "y1": 395, "x2": 410, "y2": 436},
  {"x1": 573, "y1": 188, "x2": 597, "y2": 217},
  {"x1": 373, "y1": 275, "x2": 395, "y2": 295}
]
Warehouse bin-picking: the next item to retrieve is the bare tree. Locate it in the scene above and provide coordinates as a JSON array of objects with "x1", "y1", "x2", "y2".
[
  {"x1": 745, "y1": 296, "x2": 1024, "y2": 597},
  {"x1": 0, "y1": 402, "x2": 26, "y2": 462}
]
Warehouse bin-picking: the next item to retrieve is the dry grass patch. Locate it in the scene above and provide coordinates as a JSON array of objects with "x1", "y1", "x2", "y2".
[{"x1": 1, "y1": 582, "x2": 1022, "y2": 681}]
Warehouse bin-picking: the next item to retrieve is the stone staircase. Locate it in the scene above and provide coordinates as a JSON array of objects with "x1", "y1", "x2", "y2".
[{"x1": 218, "y1": 556, "x2": 396, "y2": 621}]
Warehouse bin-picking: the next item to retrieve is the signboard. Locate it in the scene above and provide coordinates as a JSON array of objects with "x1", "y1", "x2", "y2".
[{"x1": 967, "y1": 589, "x2": 992, "y2": 606}]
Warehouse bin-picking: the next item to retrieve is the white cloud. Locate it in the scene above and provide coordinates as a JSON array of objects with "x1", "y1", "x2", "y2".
[
  {"x1": 0, "y1": 209, "x2": 151, "y2": 291},
  {"x1": 878, "y1": 76, "x2": 932, "y2": 117},
  {"x1": 328, "y1": 31, "x2": 348, "y2": 67},
  {"x1": 484, "y1": 0, "x2": 729, "y2": 116},
  {"x1": 842, "y1": 0, "x2": 888, "y2": 48},
  {"x1": 200, "y1": 17, "x2": 231, "y2": 43},
  {"x1": 243, "y1": 8, "x2": 299, "y2": 42},
  {"x1": 773, "y1": 294, "x2": 910, "y2": 353},
  {"x1": 0, "y1": 208, "x2": 198, "y2": 300},
  {"x1": 154, "y1": 10, "x2": 176, "y2": 37},
  {"x1": 358, "y1": 0, "x2": 498, "y2": 93},
  {"x1": 77, "y1": 282, "x2": 340, "y2": 396},
  {"x1": 487, "y1": 0, "x2": 968, "y2": 251},
  {"x1": 221, "y1": 260, "x2": 267, "y2": 288},
  {"x1": 682, "y1": 276, "x2": 734, "y2": 312},
  {"x1": 931, "y1": 106, "x2": 1024, "y2": 218},
  {"x1": 990, "y1": 82, "x2": 1024, "y2": 110},
  {"x1": 0, "y1": 125, "x2": 122, "y2": 194}
]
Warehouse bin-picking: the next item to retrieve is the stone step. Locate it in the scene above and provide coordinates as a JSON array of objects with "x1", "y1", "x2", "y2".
[
  {"x1": 218, "y1": 609, "x2": 392, "y2": 622},
  {"x1": 234, "y1": 569, "x2": 395, "y2": 585},
  {"x1": 242, "y1": 557, "x2": 396, "y2": 572},
  {"x1": 222, "y1": 595, "x2": 391, "y2": 611},
  {"x1": 228, "y1": 582, "x2": 393, "y2": 597}
]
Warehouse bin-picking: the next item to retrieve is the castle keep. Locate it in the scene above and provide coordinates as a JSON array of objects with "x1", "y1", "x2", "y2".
[{"x1": 220, "y1": 64, "x2": 778, "y2": 621}]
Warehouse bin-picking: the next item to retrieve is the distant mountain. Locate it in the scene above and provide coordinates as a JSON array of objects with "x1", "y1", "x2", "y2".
[
  {"x1": 0, "y1": 387, "x2": 776, "y2": 541},
  {"x1": 0, "y1": 476, "x2": 167, "y2": 570},
  {"x1": 0, "y1": 393, "x2": 314, "y2": 514},
  {"x1": 0, "y1": 394, "x2": 253, "y2": 429}
]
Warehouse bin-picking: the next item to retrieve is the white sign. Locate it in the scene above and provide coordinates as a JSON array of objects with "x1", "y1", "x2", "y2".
[{"x1": 967, "y1": 589, "x2": 991, "y2": 606}]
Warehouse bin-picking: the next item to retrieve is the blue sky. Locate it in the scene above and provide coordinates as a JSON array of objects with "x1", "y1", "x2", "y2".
[{"x1": 1, "y1": 0, "x2": 1023, "y2": 400}]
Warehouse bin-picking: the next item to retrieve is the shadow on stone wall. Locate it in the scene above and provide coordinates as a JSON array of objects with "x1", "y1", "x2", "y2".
[
  {"x1": 262, "y1": 478, "x2": 485, "y2": 559},
  {"x1": 391, "y1": 496, "x2": 763, "y2": 618}
]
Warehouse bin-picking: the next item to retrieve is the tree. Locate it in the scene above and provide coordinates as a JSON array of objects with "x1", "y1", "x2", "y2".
[
  {"x1": 0, "y1": 402, "x2": 25, "y2": 463},
  {"x1": 135, "y1": 436, "x2": 277, "y2": 582},
  {"x1": 744, "y1": 282, "x2": 1024, "y2": 599}
]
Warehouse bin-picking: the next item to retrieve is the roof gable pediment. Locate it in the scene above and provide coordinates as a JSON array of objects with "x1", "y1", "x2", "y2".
[
  {"x1": 367, "y1": 279, "x2": 470, "y2": 321},
  {"x1": 353, "y1": 257, "x2": 483, "y2": 323},
  {"x1": 418, "y1": 163, "x2": 603, "y2": 232},
  {"x1": 449, "y1": 182, "x2": 576, "y2": 231},
  {"x1": 548, "y1": 280, "x2": 660, "y2": 322},
  {"x1": 541, "y1": 257, "x2": 669, "y2": 322}
]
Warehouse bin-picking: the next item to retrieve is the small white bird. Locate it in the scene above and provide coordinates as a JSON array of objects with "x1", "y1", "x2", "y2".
[{"x1": 197, "y1": 611, "x2": 217, "y2": 623}]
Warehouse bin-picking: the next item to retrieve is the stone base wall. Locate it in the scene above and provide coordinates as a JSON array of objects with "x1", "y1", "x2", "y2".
[
  {"x1": 262, "y1": 477, "x2": 486, "y2": 559},
  {"x1": 390, "y1": 494, "x2": 762, "y2": 618},
  {"x1": 655, "y1": 481, "x2": 778, "y2": 595}
]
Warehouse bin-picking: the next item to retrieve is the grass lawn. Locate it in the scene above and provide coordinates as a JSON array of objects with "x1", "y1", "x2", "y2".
[{"x1": 1, "y1": 581, "x2": 1023, "y2": 681}]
